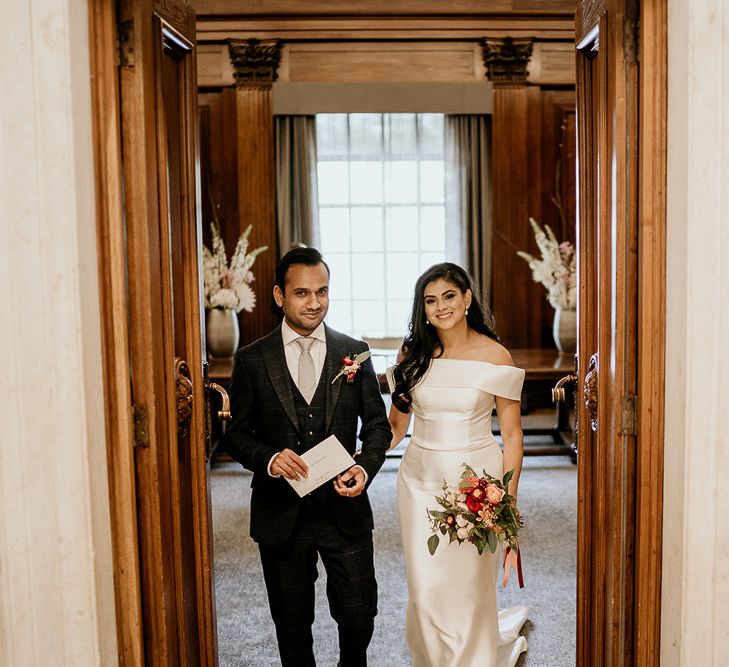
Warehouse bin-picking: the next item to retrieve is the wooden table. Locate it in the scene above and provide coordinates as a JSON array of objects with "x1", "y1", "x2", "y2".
[{"x1": 509, "y1": 348, "x2": 576, "y2": 459}]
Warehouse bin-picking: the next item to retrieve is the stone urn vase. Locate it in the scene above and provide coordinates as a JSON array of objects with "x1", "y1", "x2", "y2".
[
  {"x1": 552, "y1": 307, "x2": 577, "y2": 353},
  {"x1": 206, "y1": 308, "x2": 240, "y2": 358}
]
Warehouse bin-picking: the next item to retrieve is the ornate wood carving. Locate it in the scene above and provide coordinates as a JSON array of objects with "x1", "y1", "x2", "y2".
[
  {"x1": 482, "y1": 37, "x2": 534, "y2": 85},
  {"x1": 584, "y1": 352, "x2": 598, "y2": 432},
  {"x1": 228, "y1": 39, "x2": 282, "y2": 87},
  {"x1": 175, "y1": 357, "x2": 193, "y2": 439}
]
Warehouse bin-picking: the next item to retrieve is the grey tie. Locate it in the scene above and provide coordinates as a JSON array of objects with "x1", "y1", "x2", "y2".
[{"x1": 295, "y1": 337, "x2": 316, "y2": 403}]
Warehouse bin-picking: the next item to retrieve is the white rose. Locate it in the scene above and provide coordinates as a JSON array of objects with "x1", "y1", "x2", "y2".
[
  {"x1": 457, "y1": 527, "x2": 470, "y2": 540},
  {"x1": 455, "y1": 514, "x2": 469, "y2": 527}
]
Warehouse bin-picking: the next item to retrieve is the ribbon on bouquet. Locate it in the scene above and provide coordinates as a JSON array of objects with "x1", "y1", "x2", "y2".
[{"x1": 503, "y1": 546, "x2": 525, "y2": 589}]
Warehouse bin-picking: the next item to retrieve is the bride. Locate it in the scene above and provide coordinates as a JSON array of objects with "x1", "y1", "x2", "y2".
[{"x1": 387, "y1": 263, "x2": 528, "y2": 667}]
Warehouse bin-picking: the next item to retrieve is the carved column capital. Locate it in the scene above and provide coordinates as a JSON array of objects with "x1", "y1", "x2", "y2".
[
  {"x1": 481, "y1": 37, "x2": 534, "y2": 85},
  {"x1": 227, "y1": 39, "x2": 282, "y2": 88}
]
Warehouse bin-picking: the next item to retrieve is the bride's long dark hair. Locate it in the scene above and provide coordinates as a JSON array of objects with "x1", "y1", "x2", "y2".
[{"x1": 391, "y1": 263, "x2": 498, "y2": 413}]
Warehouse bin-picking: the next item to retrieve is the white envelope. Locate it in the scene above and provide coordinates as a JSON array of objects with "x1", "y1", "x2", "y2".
[{"x1": 286, "y1": 434, "x2": 357, "y2": 498}]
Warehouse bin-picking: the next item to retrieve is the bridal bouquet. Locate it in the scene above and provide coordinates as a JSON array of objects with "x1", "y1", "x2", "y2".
[
  {"x1": 426, "y1": 464, "x2": 524, "y2": 586},
  {"x1": 202, "y1": 223, "x2": 268, "y2": 313},
  {"x1": 517, "y1": 217, "x2": 576, "y2": 310}
]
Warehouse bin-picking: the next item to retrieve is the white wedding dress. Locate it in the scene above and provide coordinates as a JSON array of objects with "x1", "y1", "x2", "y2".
[{"x1": 388, "y1": 359, "x2": 529, "y2": 667}]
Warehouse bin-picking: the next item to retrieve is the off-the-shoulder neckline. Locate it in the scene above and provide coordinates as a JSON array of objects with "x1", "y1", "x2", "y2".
[{"x1": 431, "y1": 358, "x2": 521, "y2": 370}]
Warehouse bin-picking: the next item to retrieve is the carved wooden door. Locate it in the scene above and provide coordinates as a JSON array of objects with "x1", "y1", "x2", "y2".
[
  {"x1": 574, "y1": 2, "x2": 640, "y2": 665},
  {"x1": 118, "y1": 0, "x2": 216, "y2": 664}
]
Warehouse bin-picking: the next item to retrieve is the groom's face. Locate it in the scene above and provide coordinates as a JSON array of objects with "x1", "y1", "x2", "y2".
[{"x1": 274, "y1": 262, "x2": 330, "y2": 336}]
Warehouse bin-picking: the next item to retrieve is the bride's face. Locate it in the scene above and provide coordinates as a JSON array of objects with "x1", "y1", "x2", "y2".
[{"x1": 423, "y1": 279, "x2": 472, "y2": 332}]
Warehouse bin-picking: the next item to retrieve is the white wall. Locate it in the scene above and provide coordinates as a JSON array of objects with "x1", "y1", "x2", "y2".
[
  {"x1": 663, "y1": 1, "x2": 729, "y2": 664},
  {"x1": 0, "y1": 0, "x2": 117, "y2": 664}
]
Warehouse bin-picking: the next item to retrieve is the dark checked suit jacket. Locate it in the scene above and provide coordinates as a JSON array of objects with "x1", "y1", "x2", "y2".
[{"x1": 223, "y1": 323, "x2": 392, "y2": 546}]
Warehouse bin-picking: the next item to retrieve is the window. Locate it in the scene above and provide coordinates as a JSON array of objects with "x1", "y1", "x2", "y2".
[{"x1": 316, "y1": 113, "x2": 446, "y2": 339}]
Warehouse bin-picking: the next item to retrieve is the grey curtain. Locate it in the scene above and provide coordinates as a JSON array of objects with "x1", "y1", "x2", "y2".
[
  {"x1": 445, "y1": 115, "x2": 493, "y2": 304},
  {"x1": 274, "y1": 116, "x2": 320, "y2": 252}
]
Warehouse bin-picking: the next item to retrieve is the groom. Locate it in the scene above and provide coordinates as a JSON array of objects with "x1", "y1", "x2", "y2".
[{"x1": 223, "y1": 247, "x2": 391, "y2": 667}]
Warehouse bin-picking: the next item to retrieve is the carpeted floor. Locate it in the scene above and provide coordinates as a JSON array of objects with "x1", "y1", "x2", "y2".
[{"x1": 212, "y1": 447, "x2": 576, "y2": 667}]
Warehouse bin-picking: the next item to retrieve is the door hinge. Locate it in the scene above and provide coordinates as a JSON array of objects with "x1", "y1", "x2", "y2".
[
  {"x1": 132, "y1": 404, "x2": 150, "y2": 448},
  {"x1": 117, "y1": 19, "x2": 135, "y2": 67},
  {"x1": 620, "y1": 395, "x2": 637, "y2": 436},
  {"x1": 624, "y1": 17, "x2": 639, "y2": 64}
]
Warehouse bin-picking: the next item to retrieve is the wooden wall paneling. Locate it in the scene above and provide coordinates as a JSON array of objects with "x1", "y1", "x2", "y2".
[
  {"x1": 534, "y1": 89, "x2": 577, "y2": 348},
  {"x1": 226, "y1": 39, "x2": 283, "y2": 345},
  {"x1": 199, "y1": 91, "x2": 240, "y2": 257},
  {"x1": 634, "y1": 0, "x2": 666, "y2": 664},
  {"x1": 195, "y1": 0, "x2": 574, "y2": 18},
  {"x1": 484, "y1": 37, "x2": 539, "y2": 348},
  {"x1": 525, "y1": 85, "x2": 550, "y2": 348},
  {"x1": 233, "y1": 86, "x2": 279, "y2": 345},
  {"x1": 284, "y1": 42, "x2": 484, "y2": 83},
  {"x1": 196, "y1": 18, "x2": 575, "y2": 43},
  {"x1": 88, "y1": 0, "x2": 144, "y2": 662},
  {"x1": 528, "y1": 42, "x2": 577, "y2": 85},
  {"x1": 490, "y1": 82, "x2": 534, "y2": 348}
]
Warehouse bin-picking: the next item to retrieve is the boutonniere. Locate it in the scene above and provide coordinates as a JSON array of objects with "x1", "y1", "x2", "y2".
[{"x1": 332, "y1": 351, "x2": 371, "y2": 384}]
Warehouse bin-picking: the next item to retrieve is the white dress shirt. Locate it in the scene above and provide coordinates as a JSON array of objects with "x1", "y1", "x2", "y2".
[
  {"x1": 281, "y1": 319, "x2": 327, "y2": 388},
  {"x1": 268, "y1": 319, "x2": 367, "y2": 484}
]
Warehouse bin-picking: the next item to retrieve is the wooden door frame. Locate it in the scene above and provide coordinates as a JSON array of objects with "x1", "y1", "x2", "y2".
[
  {"x1": 575, "y1": 0, "x2": 666, "y2": 664},
  {"x1": 89, "y1": 0, "x2": 216, "y2": 664},
  {"x1": 89, "y1": 0, "x2": 145, "y2": 662},
  {"x1": 90, "y1": 0, "x2": 665, "y2": 662}
]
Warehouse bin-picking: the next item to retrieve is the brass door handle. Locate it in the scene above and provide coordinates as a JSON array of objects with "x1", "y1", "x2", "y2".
[
  {"x1": 552, "y1": 374, "x2": 578, "y2": 402},
  {"x1": 205, "y1": 381, "x2": 231, "y2": 422}
]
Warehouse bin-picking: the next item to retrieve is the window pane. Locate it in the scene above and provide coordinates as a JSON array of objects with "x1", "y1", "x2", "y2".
[
  {"x1": 319, "y1": 208, "x2": 351, "y2": 252},
  {"x1": 387, "y1": 299, "x2": 412, "y2": 338},
  {"x1": 349, "y1": 114, "x2": 382, "y2": 156},
  {"x1": 350, "y1": 162, "x2": 383, "y2": 204},
  {"x1": 420, "y1": 161, "x2": 445, "y2": 203},
  {"x1": 420, "y1": 206, "x2": 446, "y2": 251},
  {"x1": 386, "y1": 252, "x2": 421, "y2": 300},
  {"x1": 326, "y1": 299, "x2": 352, "y2": 333},
  {"x1": 386, "y1": 207, "x2": 418, "y2": 251},
  {"x1": 325, "y1": 252, "x2": 352, "y2": 300},
  {"x1": 418, "y1": 114, "x2": 444, "y2": 157},
  {"x1": 315, "y1": 113, "x2": 447, "y2": 338},
  {"x1": 351, "y1": 253, "x2": 385, "y2": 299},
  {"x1": 316, "y1": 114, "x2": 349, "y2": 157},
  {"x1": 318, "y1": 162, "x2": 349, "y2": 204},
  {"x1": 420, "y1": 252, "x2": 442, "y2": 272},
  {"x1": 386, "y1": 114, "x2": 417, "y2": 156},
  {"x1": 351, "y1": 207, "x2": 384, "y2": 252},
  {"x1": 385, "y1": 161, "x2": 418, "y2": 203},
  {"x1": 352, "y1": 300, "x2": 386, "y2": 337}
]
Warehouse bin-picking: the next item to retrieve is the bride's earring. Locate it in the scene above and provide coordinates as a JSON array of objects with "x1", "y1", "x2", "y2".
[{"x1": 465, "y1": 308, "x2": 469, "y2": 316}]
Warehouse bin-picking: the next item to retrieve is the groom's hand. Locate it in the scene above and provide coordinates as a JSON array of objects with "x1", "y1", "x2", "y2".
[
  {"x1": 334, "y1": 466, "x2": 365, "y2": 497},
  {"x1": 270, "y1": 449, "x2": 309, "y2": 480}
]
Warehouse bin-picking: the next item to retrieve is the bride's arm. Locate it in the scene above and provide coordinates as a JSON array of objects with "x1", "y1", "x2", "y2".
[
  {"x1": 388, "y1": 404, "x2": 412, "y2": 451},
  {"x1": 495, "y1": 396, "x2": 524, "y2": 501}
]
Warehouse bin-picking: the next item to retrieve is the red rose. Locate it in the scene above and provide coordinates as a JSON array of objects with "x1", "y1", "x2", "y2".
[
  {"x1": 342, "y1": 357, "x2": 354, "y2": 366},
  {"x1": 465, "y1": 488, "x2": 485, "y2": 513}
]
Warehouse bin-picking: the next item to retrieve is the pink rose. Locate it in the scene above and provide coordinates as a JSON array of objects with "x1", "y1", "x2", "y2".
[{"x1": 485, "y1": 484, "x2": 505, "y2": 505}]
